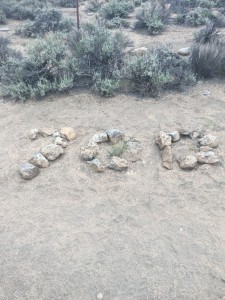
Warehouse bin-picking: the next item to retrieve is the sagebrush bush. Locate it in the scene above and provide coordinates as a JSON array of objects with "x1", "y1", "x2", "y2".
[
  {"x1": 16, "y1": 9, "x2": 74, "y2": 37},
  {"x1": 184, "y1": 7, "x2": 214, "y2": 26},
  {"x1": 0, "y1": 33, "x2": 77, "y2": 100},
  {"x1": 106, "y1": 17, "x2": 129, "y2": 28},
  {"x1": 191, "y1": 23, "x2": 225, "y2": 78},
  {"x1": 86, "y1": 0, "x2": 102, "y2": 12},
  {"x1": 0, "y1": 10, "x2": 7, "y2": 24},
  {"x1": 0, "y1": 0, "x2": 35, "y2": 20},
  {"x1": 135, "y1": 0, "x2": 170, "y2": 35},
  {"x1": 0, "y1": 37, "x2": 21, "y2": 69},
  {"x1": 127, "y1": 47, "x2": 196, "y2": 96},
  {"x1": 59, "y1": 0, "x2": 76, "y2": 8},
  {"x1": 101, "y1": 0, "x2": 134, "y2": 20},
  {"x1": 69, "y1": 23, "x2": 130, "y2": 95}
]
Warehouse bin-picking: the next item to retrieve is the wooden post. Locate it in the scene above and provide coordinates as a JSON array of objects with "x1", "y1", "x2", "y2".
[{"x1": 76, "y1": 0, "x2": 80, "y2": 29}]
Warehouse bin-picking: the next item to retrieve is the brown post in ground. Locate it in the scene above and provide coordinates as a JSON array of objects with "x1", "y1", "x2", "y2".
[{"x1": 76, "y1": 0, "x2": 80, "y2": 29}]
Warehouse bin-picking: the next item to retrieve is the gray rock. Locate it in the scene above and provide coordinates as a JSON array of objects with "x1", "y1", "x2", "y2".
[
  {"x1": 0, "y1": 28, "x2": 10, "y2": 32},
  {"x1": 29, "y1": 128, "x2": 39, "y2": 140},
  {"x1": 80, "y1": 145, "x2": 99, "y2": 161},
  {"x1": 155, "y1": 131, "x2": 172, "y2": 149},
  {"x1": 109, "y1": 156, "x2": 128, "y2": 171},
  {"x1": 40, "y1": 127, "x2": 55, "y2": 137},
  {"x1": 87, "y1": 159, "x2": 106, "y2": 172},
  {"x1": 167, "y1": 131, "x2": 180, "y2": 142},
  {"x1": 178, "y1": 128, "x2": 191, "y2": 136},
  {"x1": 60, "y1": 127, "x2": 77, "y2": 141},
  {"x1": 122, "y1": 140, "x2": 142, "y2": 162},
  {"x1": 162, "y1": 146, "x2": 173, "y2": 170},
  {"x1": 198, "y1": 134, "x2": 218, "y2": 148},
  {"x1": 53, "y1": 131, "x2": 62, "y2": 138},
  {"x1": 107, "y1": 129, "x2": 125, "y2": 144},
  {"x1": 190, "y1": 130, "x2": 205, "y2": 139},
  {"x1": 196, "y1": 150, "x2": 219, "y2": 164},
  {"x1": 41, "y1": 144, "x2": 64, "y2": 161},
  {"x1": 29, "y1": 152, "x2": 49, "y2": 168},
  {"x1": 19, "y1": 163, "x2": 40, "y2": 180},
  {"x1": 55, "y1": 136, "x2": 68, "y2": 148},
  {"x1": 178, "y1": 47, "x2": 191, "y2": 56},
  {"x1": 178, "y1": 155, "x2": 197, "y2": 170},
  {"x1": 89, "y1": 132, "x2": 108, "y2": 145}
]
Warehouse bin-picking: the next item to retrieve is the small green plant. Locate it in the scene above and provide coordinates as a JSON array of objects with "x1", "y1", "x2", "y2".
[
  {"x1": 101, "y1": 0, "x2": 134, "y2": 20},
  {"x1": 135, "y1": 0, "x2": 170, "y2": 35},
  {"x1": 108, "y1": 141, "x2": 128, "y2": 157},
  {"x1": 16, "y1": 9, "x2": 74, "y2": 37}
]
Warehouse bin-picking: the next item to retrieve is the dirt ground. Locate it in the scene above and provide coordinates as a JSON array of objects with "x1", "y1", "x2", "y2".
[{"x1": 1, "y1": 7, "x2": 225, "y2": 300}]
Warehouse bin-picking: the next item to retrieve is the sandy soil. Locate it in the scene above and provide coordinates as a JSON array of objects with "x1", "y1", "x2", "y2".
[{"x1": 1, "y1": 7, "x2": 225, "y2": 300}]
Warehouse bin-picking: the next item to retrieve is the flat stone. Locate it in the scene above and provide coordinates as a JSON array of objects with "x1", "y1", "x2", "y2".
[
  {"x1": 29, "y1": 152, "x2": 49, "y2": 168},
  {"x1": 87, "y1": 159, "x2": 106, "y2": 172},
  {"x1": 178, "y1": 128, "x2": 191, "y2": 136},
  {"x1": 40, "y1": 127, "x2": 55, "y2": 137},
  {"x1": 198, "y1": 134, "x2": 218, "y2": 148},
  {"x1": 107, "y1": 129, "x2": 125, "y2": 144},
  {"x1": 55, "y1": 136, "x2": 68, "y2": 148},
  {"x1": 19, "y1": 163, "x2": 40, "y2": 180},
  {"x1": 196, "y1": 150, "x2": 219, "y2": 164},
  {"x1": 155, "y1": 131, "x2": 172, "y2": 149},
  {"x1": 178, "y1": 155, "x2": 197, "y2": 170},
  {"x1": 167, "y1": 131, "x2": 180, "y2": 142},
  {"x1": 178, "y1": 47, "x2": 191, "y2": 56},
  {"x1": 60, "y1": 127, "x2": 77, "y2": 141},
  {"x1": 41, "y1": 144, "x2": 64, "y2": 161},
  {"x1": 162, "y1": 146, "x2": 173, "y2": 170},
  {"x1": 0, "y1": 28, "x2": 10, "y2": 32},
  {"x1": 89, "y1": 132, "x2": 108, "y2": 145},
  {"x1": 29, "y1": 128, "x2": 39, "y2": 140},
  {"x1": 80, "y1": 145, "x2": 99, "y2": 161},
  {"x1": 109, "y1": 156, "x2": 128, "y2": 171}
]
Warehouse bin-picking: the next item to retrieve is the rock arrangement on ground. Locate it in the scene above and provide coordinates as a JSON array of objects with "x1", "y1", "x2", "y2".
[
  {"x1": 80, "y1": 129, "x2": 143, "y2": 172},
  {"x1": 155, "y1": 130, "x2": 219, "y2": 171},
  {"x1": 19, "y1": 127, "x2": 77, "y2": 180}
]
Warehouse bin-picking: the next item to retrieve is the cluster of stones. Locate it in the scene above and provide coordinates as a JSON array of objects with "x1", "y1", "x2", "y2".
[
  {"x1": 80, "y1": 129, "x2": 142, "y2": 172},
  {"x1": 155, "y1": 130, "x2": 219, "y2": 170},
  {"x1": 19, "y1": 127, "x2": 77, "y2": 180}
]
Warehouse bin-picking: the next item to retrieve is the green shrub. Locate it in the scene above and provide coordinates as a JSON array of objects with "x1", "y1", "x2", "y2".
[
  {"x1": 184, "y1": 7, "x2": 215, "y2": 26},
  {"x1": 0, "y1": 37, "x2": 21, "y2": 69},
  {"x1": 0, "y1": 1, "x2": 35, "y2": 20},
  {"x1": 126, "y1": 47, "x2": 196, "y2": 96},
  {"x1": 86, "y1": 0, "x2": 102, "y2": 12},
  {"x1": 69, "y1": 23, "x2": 130, "y2": 95},
  {"x1": 108, "y1": 141, "x2": 128, "y2": 157},
  {"x1": 191, "y1": 23, "x2": 225, "y2": 78},
  {"x1": 0, "y1": 10, "x2": 7, "y2": 24},
  {"x1": 106, "y1": 17, "x2": 129, "y2": 28},
  {"x1": 59, "y1": 0, "x2": 76, "y2": 8},
  {"x1": 16, "y1": 9, "x2": 74, "y2": 37},
  {"x1": 101, "y1": 0, "x2": 134, "y2": 20},
  {"x1": 135, "y1": 0, "x2": 170, "y2": 35},
  {"x1": 0, "y1": 33, "x2": 77, "y2": 100}
]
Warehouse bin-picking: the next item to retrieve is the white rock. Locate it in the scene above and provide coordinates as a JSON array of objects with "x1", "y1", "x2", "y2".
[
  {"x1": 178, "y1": 47, "x2": 190, "y2": 56},
  {"x1": 97, "y1": 293, "x2": 103, "y2": 299},
  {"x1": 87, "y1": 159, "x2": 106, "y2": 172},
  {"x1": 109, "y1": 156, "x2": 128, "y2": 171},
  {"x1": 19, "y1": 163, "x2": 40, "y2": 180},
  {"x1": 55, "y1": 137, "x2": 68, "y2": 148},
  {"x1": 41, "y1": 144, "x2": 64, "y2": 161},
  {"x1": 60, "y1": 127, "x2": 77, "y2": 141},
  {"x1": 178, "y1": 155, "x2": 197, "y2": 170},
  {"x1": 29, "y1": 128, "x2": 39, "y2": 140},
  {"x1": 155, "y1": 131, "x2": 172, "y2": 149},
  {"x1": 167, "y1": 131, "x2": 180, "y2": 142},
  {"x1": 89, "y1": 132, "x2": 108, "y2": 145},
  {"x1": 196, "y1": 151, "x2": 219, "y2": 164},
  {"x1": 29, "y1": 152, "x2": 49, "y2": 168},
  {"x1": 198, "y1": 134, "x2": 218, "y2": 148},
  {"x1": 80, "y1": 145, "x2": 99, "y2": 161}
]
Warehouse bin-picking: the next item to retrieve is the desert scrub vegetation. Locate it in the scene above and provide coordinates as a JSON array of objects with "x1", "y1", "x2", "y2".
[
  {"x1": 0, "y1": 10, "x2": 7, "y2": 24},
  {"x1": 0, "y1": 33, "x2": 77, "y2": 100},
  {"x1": 135, "y1": 0, "x2": 171, "y2": 35},
  {"x1": 69, "y1": 23, "x2": 130, "y2": 96},
  {"x1": 58, "y1": 0, "x2": 76, "y2": 8},
  {"x1": 16, "y1": 9, "x2": 74, "y2": 37},
  {"x1": 86, "y1": 0, "x2": 102, "y2": 12},
  {"x1": 176, "y1": 7, "x2": 215, "y2": 26},
  {"x1": 191, "y1": 22, "x2": 225, "y2": 78},
  {"x1": 126, "y1": 47, "x2": 196, "y2": 96},
  {"x1": 0, "y1": 38, "x2": 21, "y2": 68},
  {"x1": 0, "y1": 0, "x2": 36, "y2": 21}
]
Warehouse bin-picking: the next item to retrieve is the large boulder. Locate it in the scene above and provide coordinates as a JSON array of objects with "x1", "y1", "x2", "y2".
[
  {"x1": 41, "y1": 144, "x2": 64, "y2": 161},
  {"x1": 19, "y1": 163, "x2": 40, "y2": 180}
]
